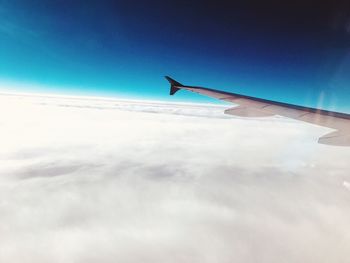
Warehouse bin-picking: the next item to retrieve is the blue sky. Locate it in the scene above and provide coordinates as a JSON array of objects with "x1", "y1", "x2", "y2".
[{"x1": 0, "y1": 0, "x2": 349, "y2": 112}]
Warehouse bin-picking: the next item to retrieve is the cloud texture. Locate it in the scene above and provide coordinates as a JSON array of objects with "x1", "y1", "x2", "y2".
[{"x1": 0, "y1": 93, "x2": 350, "y2": 263}]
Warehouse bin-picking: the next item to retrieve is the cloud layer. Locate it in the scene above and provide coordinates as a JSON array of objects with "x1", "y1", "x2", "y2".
[{"x1": 0, "y1": 93, "x2": 350, "y2": 263}]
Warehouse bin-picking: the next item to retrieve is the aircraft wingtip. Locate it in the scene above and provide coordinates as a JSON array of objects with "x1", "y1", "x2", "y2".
[{"x1": 165, "y1": 76, "x2": 183, "y2": 95}]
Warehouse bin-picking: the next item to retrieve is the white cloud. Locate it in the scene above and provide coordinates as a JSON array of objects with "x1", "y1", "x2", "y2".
[{"x1": 0, "y1": 93, "x2": 350, "y2": 263}]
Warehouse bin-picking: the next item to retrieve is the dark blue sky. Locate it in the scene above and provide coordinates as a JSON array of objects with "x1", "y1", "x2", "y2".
[{"x1": 1, "y1": 0, "x2": 350, "y2": 112}]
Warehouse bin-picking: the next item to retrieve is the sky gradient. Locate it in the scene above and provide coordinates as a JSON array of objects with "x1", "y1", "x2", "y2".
[{"x1": 0, "y1": 0, "x2": 350, "y2": 111}]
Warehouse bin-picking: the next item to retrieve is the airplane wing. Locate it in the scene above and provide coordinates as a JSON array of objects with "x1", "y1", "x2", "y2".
[{"x1": 165, "y1": 76, "x2": 350, "y2": 146}]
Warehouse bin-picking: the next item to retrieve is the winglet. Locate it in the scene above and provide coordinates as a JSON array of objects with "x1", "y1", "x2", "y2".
[{"x1": 165, "y1": 76, "x2": 183, "y2": 95}]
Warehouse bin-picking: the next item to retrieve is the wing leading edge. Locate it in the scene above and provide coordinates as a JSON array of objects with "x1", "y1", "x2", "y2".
[{"x1": 165, "y1": 76, "x2": 350, "y2": 146}]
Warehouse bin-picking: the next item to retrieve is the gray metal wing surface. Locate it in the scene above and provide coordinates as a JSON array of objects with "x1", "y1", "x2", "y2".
[{"x1": 165, "y1": 76, "x2": 350, "y2": 146}]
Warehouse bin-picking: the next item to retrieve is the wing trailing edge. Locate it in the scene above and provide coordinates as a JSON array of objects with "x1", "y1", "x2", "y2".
[
  {"x1": 224, "y1": 106, "x2": 274, "y2": 118},
  {"x1": 318, "y1": 131, "x2": 350, "y2": 146}
]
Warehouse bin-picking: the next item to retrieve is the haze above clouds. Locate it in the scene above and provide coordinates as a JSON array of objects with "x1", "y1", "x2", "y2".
[{"x1": 0, "y1": 93, "x2": 350, "y2": 263}]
